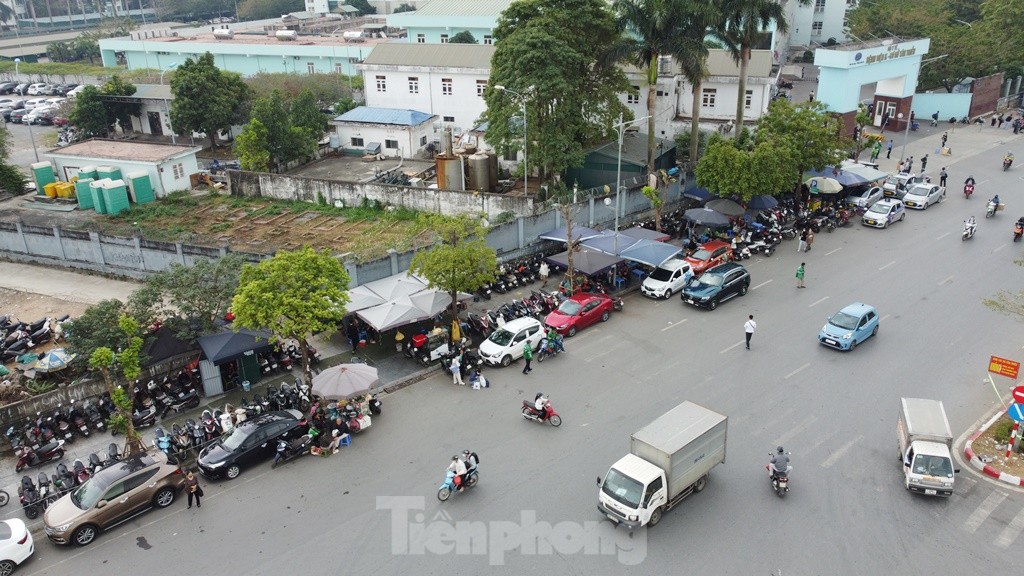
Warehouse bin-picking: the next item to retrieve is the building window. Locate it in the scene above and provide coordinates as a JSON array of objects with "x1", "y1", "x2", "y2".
[
  {"x1": 745, "y1": 90, "x2": 753, "y2": 110},
  {"x1": 172, "y1": 163, "x2": 184, "y2": 179},
  {"x1": 483, "y1": 35, "x2": 492, "y2": 45},
  {"x1": 334, "y1": 63, "x2": 343, "y2": 74},
  {"x1": 814, "y1": 0, "x2": 826, "y2": 11},
  {"x1": 375, "y1": 75, "x2": 386, "y2": 92},
  {"x1": 627, "y1": 86, "x2": 640, "y2": 104},
  {"x1": 420, "y1": 135, "x2": 428, "y2": 146},
  {"x1": 351, "y1": 137, "x2": 364, "y2": 147},
  {"x1": 812, "y1": 21, "x2": 823, "y2": 33},
  {"x1": 442, "y1": 78, "x2": 453, "y2": 96},
  {"x1": 443, "y1": 116, "x2": 455, "y2": 122},
  {"x1": 385, "y1": 139, "x2": 399, "y2": 149},
  {"x1": 701, "y1": 88, "x2": 717, "y2": 107},
  {"x1": 307, "y1": 62, "x2": 315, "y2": 74},
  {"x1": 440, "y1": 34, "x2": 449, "y2": 43},
  {"x1": 408, "y1": 77, "x2": 419, "y2": 94},
  {"x1": 476, "y1": 80, "x2": 487, "y2": 97},
  {"x1": 416, "y1": 33, "x2": 426, "y2": 43}
]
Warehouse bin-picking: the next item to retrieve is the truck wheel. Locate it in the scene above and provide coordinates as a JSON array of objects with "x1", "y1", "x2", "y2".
[
  {"x1": 693, "y1": 474, "x2": 708, "y2": 493},
  {"x1": 648, "y1": 506, "x2": 664, "y2": 527}
]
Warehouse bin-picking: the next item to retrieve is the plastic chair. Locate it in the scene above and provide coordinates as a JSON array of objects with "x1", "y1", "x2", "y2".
[
  {"x1": 338, "y1": 433, "x2": 351, "y2": 447},
  {"x1": 613, "y1": 276, "x2": 626, "y2": 290}
]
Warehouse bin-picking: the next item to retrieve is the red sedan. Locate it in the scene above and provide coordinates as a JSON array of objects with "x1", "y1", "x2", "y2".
[
  {"x1": 684, "y1": 240, "x2": 733, "y2": 276},
  {"x1": 544, "y1": 293, "x2": 614, "y2": 337}
]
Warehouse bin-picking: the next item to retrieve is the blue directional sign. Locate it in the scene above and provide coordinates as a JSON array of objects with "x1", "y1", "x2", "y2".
[{"x1": 1008, "y1": 403, "x2": 1024, "y2": 423}]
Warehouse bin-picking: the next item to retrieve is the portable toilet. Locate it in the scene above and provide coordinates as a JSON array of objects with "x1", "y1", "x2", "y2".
[
  {"x1": 125, "y1": 170, "x2": 154, "y2": 204},
  {"x1": 31, "y1": 161, "x2": 56, "y2": 194},
  {"x1": 77, "y1": 165, "x2": 98, "y2": 180},
  {"x1": 89, "y1": 179, "x2": 108, "y2": 214},
  {"x1": 75, "y1": 178, "x2": 94, "y2": 209},
  {"x1": 96, "y1": 166, "x2": 122, "y2": 181},
  {"x1": 102, "y1": 179, "x2": 130, "y2": 216}
]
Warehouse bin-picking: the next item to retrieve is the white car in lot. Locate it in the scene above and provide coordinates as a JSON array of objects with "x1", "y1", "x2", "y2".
[
  {"x1": 641, "y1": 258, "x2": 693, "y2": 299},
  {"x1": 25, "y1": 83, "x2": 47, "y2": 95},
  {"x1": 0, "y1": 518, "x2": 34, "y2": 574},
  {"x1": 902, "y1": 183, "x2": 945, "y2": 210},
  {"x1": 846, "y1": 186, "x2": 885, "y2": 210},
  {"x1": 862, "y1": 198, "x2": 906, "y2": 228},
  {"x1": 478, "y1": 317, "x2": 545, "y2": 367},
  {"x1": 882, "y1": 173, "x2": 923, "y2": 199},
  {"x1": 23, "y1": 97, "x2": 48, "y2": 110}
]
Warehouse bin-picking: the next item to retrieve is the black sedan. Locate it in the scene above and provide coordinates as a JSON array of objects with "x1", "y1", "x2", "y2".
[{"x1": 197, "y1": 409, "x2": 307, "y2": 480}]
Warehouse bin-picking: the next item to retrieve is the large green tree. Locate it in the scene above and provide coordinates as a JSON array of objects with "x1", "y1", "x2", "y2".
[
  {"x1": 289, "y1": 88, "x2": 328, "y2": 148},
  {"x1": 715, "y1": 0, "x2": 788, "y2": 134},
  {"x1": 484, "y1": 0, "x2": 631, "y2": 183},
  {"x1": 0, "y1": 121, "x2": 25, "y2": 194},
  {"x1": 695, "y1": 137, "x2": 794, "y2": 200},
  {"x1": 238, "y1": 0, "x2": 303, "y2": 19},
  {"x1": 170, "y1": 52, "x2": 252, "y2": 149},
  {"x1": 235, "y1": 119, "x2": 272, "y2": 172},
  {"x1": 70, "y1": 85, "x2": 108, "y2": 137},
  {"x1": 248, "y1": 90, "x2": 319, "y2": 170},
  {"x1": 89, "y1": 316, "x2": 146, "y2": 457},
  {"x1": 231, "y1": 247, "x2": 351, "y2": 386},
  {"x1": 410, "y1": 215, "x2": 497, "y2": 329},
  {"x1": 753, "y1": 99, "x2": 850, "y2": 189},
  {"x1": 448, "y1": 31, "x2": 478, "y2": 44}
]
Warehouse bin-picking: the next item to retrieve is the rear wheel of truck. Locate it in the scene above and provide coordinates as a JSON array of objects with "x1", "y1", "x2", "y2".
[
  {"x1": 693, "y1": 474, "x2": 708, "y2": 493},
  {"x1": 648, "y1": 506, "x2": 664, "y2": 527}
]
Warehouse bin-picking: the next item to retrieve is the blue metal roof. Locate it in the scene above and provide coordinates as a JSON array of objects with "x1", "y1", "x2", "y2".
[{"x1": 334, "y1": 106, "x2": 434, "y2": 126}]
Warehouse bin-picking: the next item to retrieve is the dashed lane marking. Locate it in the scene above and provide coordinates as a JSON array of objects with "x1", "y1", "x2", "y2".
[
  {"x1": 820, "y1": 435, "x2": 863, "y2": 468},
  {"x1": 825, "y1": 247, "x2": 842, "y2": 256},
  {"x1": 773, "y1": 415, "x2": 818, "y2": 447},
  {"x1": 660, "y1": 318, "x2": 688, "y2": 332},
  {"x1": 879, "y1": 260, "x2": 897, "y2": 271},
  {"x1": 938, "y1": 275, "x2": 954, "y2": 286},
  {"x1": 809, "y1": 296, "x2": 829, "y2": 307},
  {"x1": 720, "y1": 341, "x2": 743, "y2": 354},
  {"x1": 784, "y1": 363, "x2": 810, "y2": 379},
  {"x1": 752, "y1": 279, "x2": 773, "y2": 290},
  {"x1": 963, "y1": 492, "x2": 1006, "y2": 535},
  {"x1": 936, "y1": 231, "x2": 952, "y2": 240}
]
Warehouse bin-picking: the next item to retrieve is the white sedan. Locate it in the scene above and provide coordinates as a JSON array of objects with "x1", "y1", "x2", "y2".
[
  {"x1": 0, "y1": 518, "x2": 34, "y2": 574},
  {"x1": 902, "y1": 183, "x2": 945, "y2": 210},
  {"x1": 862, "y1": 198, "x2": 906, "y2": 228}
]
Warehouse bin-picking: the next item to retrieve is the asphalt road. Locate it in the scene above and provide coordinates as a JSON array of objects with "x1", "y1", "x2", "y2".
[{"x1": 12, "y1": 131, "x2": 1024, "y2": 575}]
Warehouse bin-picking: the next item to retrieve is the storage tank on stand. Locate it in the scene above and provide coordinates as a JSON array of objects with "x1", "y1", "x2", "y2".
[
  {"x1": 433, "y1": 127, "x2": 465, "y2": 191},
  {"x1": 468, "y1": 153, "x2": 491, "y2": 193},
  {"x1": 485, "y1": 150, "x2": 499, "y2": 193}
]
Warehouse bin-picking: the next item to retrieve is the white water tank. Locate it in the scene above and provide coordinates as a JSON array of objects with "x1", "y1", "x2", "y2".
[
  {"x1": 213, "y1": 29, "x2": 234, "y2": 40},
  {"x1": 276, "y1": 30, "x2": 298, "y2": 41}
]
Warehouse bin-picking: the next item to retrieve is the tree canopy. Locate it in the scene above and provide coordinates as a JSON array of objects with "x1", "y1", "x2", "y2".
[
  {"x1": 484, "y1": 0, "x2": 631, "y2": 182},
  {"x1": 695, "y1": 138, "x2": 794, "y2": 200},
  {"x1": 235, "y1": 119, "x2": 272, "y2": 172},
  {"x1": 246, "y1": 89, "x2": 322, "y2": 171},
  {"x1": 100, "y1": 75, "x2": 141, "y2": 134},
  {"x1": 232, "y1": 247, "x2": 351, "y2": 385},
  {"x1": 715, "y1": 0, "x2": 787, "y2": 133},
  {"x1": 170, "y1": 52, "x2": 252, "y2": 149},
  {"x1": 89, "y1": 315, "x2": 146, "y2": 456},
  {"x1": 448, "y1": 31, "x2": 478, "y2": 44},
  {"x1": 753, "y1": 99, "x2": 850, "y2": 183}
]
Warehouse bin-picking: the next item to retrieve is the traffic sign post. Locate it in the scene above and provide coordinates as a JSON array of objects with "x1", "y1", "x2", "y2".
[
  {"x1": 1007, "y1": 404, "x2": 1024, "y2": 458},
  {"x1": 990, "y1": 356, "x2": 1021, "y2": 379},
  {"x1": 1013, "y1": 386, "x2": 1024, "y2": 405}
]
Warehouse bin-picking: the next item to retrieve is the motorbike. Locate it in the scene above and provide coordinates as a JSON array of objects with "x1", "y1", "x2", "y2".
[
  {"x1": 962, "y1": 220, "x2": 976, "y2": 241},
  {"x1": 36, "y1": 471, "x2": 57, "y2": 510},
  {"x1": 53, "y1": 404, "x2": 74, "y2": 443},
  {"x1": 437, "y1": 468, "x2": 479, "y2": 502},
  {"x1": 964, "y1": 183, "x2": 974, "y2": 199},
  {"x1": 535, "y1": 337, "x2": 564, "y2": 363},
  {"x1": 1004, "y1": 156, "x2": 1013, "y2": 171},
  {"x1": 14, "y1": 439, "x2": 65, "y2": 472},
  {"x1": 88, "y1": 452, "x2": 106, "y2": 474},
  {"x1": 82, "y1": 399, "x2": 106, "y2": 432},
  {"x1": 767, "y1": 452, "x2": 792, "y2": 497},
  {"x1": 106, "y1": 442, "x2": 122, "y2": 465},
  {"x1": 153, "y1": 428, "x2": 174, "y2": 455},
  {"x1": 68, "y1": 404, "x2": 90, "y2": 438},
  {"x1": 51, "y1": 463, "x2": 76, "y2": 497},
  {"x1": 17, "y1": 476, "x2": 41, "y2": 519},
  {"x1": 201, "y1": 410, "x2": 221, "y2": 442},
  {"x1": 521, "y1": 399, "x2": 562, "y2": 427},
  {"x1": 72, "y1": 459, "x2": 90, "y2": 485},
  {"x1": 1015, "y1": 220, "x2": 1024, "y2": 242},
  {"x1": 271, "y1": 424, "x2": 320, "y2": 468},
  {"x1": 987, "y1": 200, "x2": 999, "y2": 218}
]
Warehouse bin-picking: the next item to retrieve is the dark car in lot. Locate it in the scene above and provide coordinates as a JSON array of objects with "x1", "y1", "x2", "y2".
[
  {"x1": 0, "y1": 82, "x2": 18, "y2": 95},
  {"x1": 198, "y1": 409, "x2": 307, "y2": 480},
  {"x1": 9, "y1": 109, "x2": 28, "y2": 123},
  {"x1": 681, "y1": 262, "x2": 751, "y2": 310}
]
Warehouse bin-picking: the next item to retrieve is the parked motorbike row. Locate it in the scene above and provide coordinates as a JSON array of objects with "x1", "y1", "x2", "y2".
[
  {"x1": 475, "y1": 254, "x2": 561, "y2": 301},
  {"x1": 6, "y1": 395, "x2": 112, "y2": 460},
  {"x1": 257, "y1": 342, "x2": 322, "y2": 376},
  {"x1": 17, "y1": 447, "x2": 122, "y2": 519},
  {"x1": 0, "y1": 314, "x2": 70, "y2": 362}
]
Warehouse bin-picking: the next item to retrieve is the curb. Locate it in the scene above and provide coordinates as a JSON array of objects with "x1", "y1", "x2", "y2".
[{"x1": 963, "y1": 408, "x2": 1024, "y2": 487}]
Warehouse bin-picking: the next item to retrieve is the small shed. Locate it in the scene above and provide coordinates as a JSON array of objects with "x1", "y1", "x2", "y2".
[
  {"x1": 565, "y1": 133, "x2": 676, "y2": 191},
  {"x1": 331, "y1": 106, "x2": 437, "y2": 158},
  {"x1": 45, "y1": 139, "x2": 202, "y2": 199},
  {"x1": 196, "y1": 328, "x2": 274, "y2": 397}
]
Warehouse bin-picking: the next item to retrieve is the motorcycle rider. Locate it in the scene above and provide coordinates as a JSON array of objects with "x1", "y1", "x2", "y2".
[
  {"x1": 770, "y1": 446, "x2": 790, "y2": 479},
  {"x1": 545, "y1": 327, "x2": 564, "y2": 354},
  {"x1": 447, "y1": 455, "x2": 468, "y2": 491},
  {"x1": 964, "y1": 216, "x2": 977, "y2": 237},
  {"x1": 1004, "y1": 152, "x2": 1015, "y2": 168},
  {"x1": 534, "y1": 392, "x2": 550, "y2": 415},
  {"x1": 964, "y1": 175, "x2": 975, "y2": 195},
  {"x1": 988, "y1": 195, "x2": 1001, "y2": 217},
  {"x1": 461, "y1": 449, "x2": 479, "y2": 487}
]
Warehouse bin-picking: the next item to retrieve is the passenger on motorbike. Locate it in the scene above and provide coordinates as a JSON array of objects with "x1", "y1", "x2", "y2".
[
  {"x1": 546, "y1": 328, "x2": 564, "y2": 353},
  {"x1": 770, "y1": 446, "x2": 790, "y2": 478},
  {"x1": 461, "y1": 449, "x2": 479, "y2": 486}
]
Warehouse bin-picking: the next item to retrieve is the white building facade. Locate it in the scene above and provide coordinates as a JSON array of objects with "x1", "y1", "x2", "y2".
[
  {"x1": 331, "y1": 107, "x2": 438, "y2": 158},
  {"x1": 784, "y1": 0, "x2": 851, "y2": 47}
]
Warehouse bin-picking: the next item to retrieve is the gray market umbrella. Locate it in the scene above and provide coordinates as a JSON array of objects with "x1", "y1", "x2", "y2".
[
  {"x1": 804, "y1": 176, "x2": 843, "y2": 194},
  {"x1": 312, "y1": 363, "x2": 380, "y2": 400},
  {"x1": 683, "y1": 207, "x2": 732, "y2": 228},
  {"x1": 706, "y1": 198, "x2": 746, "y2": 216},
  {"x1": 747, "y1": 195, "x2": 779, "y2": 210}
]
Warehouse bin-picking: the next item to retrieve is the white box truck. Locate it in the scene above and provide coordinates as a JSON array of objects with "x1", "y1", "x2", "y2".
[
  {"x1": 596, "y1": 401, "x2": 727, "y2": 529},
  {"x1": 897, "y1": 397, "x2": 959, "y2": 497}
]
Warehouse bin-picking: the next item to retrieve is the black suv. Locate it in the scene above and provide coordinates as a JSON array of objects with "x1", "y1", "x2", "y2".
[
  {"x1": 197, "y1": 409, "x2": 306, "y2": 480},
  {"x1": 680, "y1": 262, "x2": 751, "y2": 310}
]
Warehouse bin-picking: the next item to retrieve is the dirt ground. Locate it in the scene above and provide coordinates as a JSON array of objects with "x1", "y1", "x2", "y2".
[
  {"x1": 969, "y1": 414, "x2": 1024, "y2": 478},
  {"x1": 0, "y1": 287, "x2": 91, "y2": 372}
]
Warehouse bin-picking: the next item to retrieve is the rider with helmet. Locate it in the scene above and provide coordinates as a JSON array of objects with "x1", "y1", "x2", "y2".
[
  {"x1": 770, "y1": 446, "x2": 790, "y2": 478},
  {"x1": 448, "y1": 455, "x2": 467, "y2": 491},
  {"x1": 461, "y1": 449, "x2": 479, "y2": 487}
]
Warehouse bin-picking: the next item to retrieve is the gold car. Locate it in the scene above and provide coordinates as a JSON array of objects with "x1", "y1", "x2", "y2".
[{"x1": 43, "y1": 451, "x2": 185, "y2": 546}]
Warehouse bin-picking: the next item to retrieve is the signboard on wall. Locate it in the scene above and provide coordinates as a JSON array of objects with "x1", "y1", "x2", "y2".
[{"x1": 848, "y1": 38, "x2": 931, "y2": 67}]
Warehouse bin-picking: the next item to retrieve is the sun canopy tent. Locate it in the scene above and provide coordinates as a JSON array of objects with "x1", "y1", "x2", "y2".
[
  {"x1": 803, "y1": 167, "x2": 871, "y2": 187},
  {"x1": 619, "y1": 239, "x2": 681, "y2": 267},
  {"x1": 581, "y1": 230, "x2": 642, "y2": 255},
  {"x1": 621, "y1": 226, "x2": 671, "y2": 243},
  {"x1": 197, "y1": 329, "x2": 275, "y2": 364},
  {"x1": 840, "y1": 161, "x2": 888, "y2": 184},
  {"x1": 545, "y1": 247, "x2": 623, "y2": 276},
  {"x1": 345, "y1": 285, "x2": 388, "y2": 313},
  {"x1": 537, "y1": 226, "x2": 602, "y2": 243},
  {"x1": 355, "y1": 289, "x2": 472, "y2": 332},
  {"x1": 359, "y1": 272, "x2": 428, "y2": 301}
]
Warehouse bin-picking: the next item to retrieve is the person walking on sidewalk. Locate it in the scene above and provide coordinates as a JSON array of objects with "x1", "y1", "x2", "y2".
[
  {"x1": 886, "y1": 139, "x2": 893, "y2": 159},
  {"x1": 920, "y1": 154, "x2": 928, "y2": 173},
  {"x1": 744, "y1": 315, "x2": 756, "y2": 350},
  {"x1": 796, "y1": 263, "x2": 806, "y2": 288},
  {"x1": 346, "y1": 320, "x2": 360, "y2": 354},
  {"x1": 805, "y1": 229, "x2": 815, "y2": 252},
  {"x1": 941, "y1": 132, "x2": 948, "y2": 148},
  {"x1": 186, "y1": 470, "x2": 203, "y2": 509},
  {"x1": 521, "y1": 341, "x2": 533, "y2": 374},
  {"x1": 939, "y1": 168, "x2": 948, "y2": 188}
]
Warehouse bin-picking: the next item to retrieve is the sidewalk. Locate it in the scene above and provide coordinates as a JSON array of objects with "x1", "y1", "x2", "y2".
[{"x1": 963, "y1": 404, "x2": 1024, "y2": 488}]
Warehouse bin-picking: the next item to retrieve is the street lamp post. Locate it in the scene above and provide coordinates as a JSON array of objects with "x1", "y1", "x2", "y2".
[
  {"x1": 159, "y1": 62, "x2": 178, "y2": 85},
  {"x1": 14, "y1": 58, "x2": 19, "y2": 79},
  {"x1": 495, "y1": 85, "x2": 527, "y2": 195},
  {"x1": 602, "y1": 114, "x2": 651, "y2": 289}
]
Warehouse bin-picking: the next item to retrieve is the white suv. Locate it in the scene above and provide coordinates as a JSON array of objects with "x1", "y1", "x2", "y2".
[
  {"x1": 26, "y1": 83, "x2": 47, "y2": 95},
  {"x1": 478, "y1": 317, "x2": 545, "y2": 367},
  {"x1": 641, "y1": 258, "x2": 693, "y2": 299}
]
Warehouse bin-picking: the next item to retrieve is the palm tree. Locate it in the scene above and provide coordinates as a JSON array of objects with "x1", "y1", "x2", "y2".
[
  {"x1": 613, "y1": 0, "x2": 688, "y2": 172},
  {"x1": 673, "y1": 0, "x2": 723, "y2": 165},
  {"x1": 716, "y1": 0, "x2": 788, "y2": 136}
]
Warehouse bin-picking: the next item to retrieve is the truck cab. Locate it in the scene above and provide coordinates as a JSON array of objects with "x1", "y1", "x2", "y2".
[{"x1": 597, "y1": 454, "x2": 666, "y2": 529}]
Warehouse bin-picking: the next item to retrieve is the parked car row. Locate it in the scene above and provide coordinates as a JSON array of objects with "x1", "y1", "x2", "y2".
[{"x1": 0, "y1": 82, "x2": 81, "y2": 97}]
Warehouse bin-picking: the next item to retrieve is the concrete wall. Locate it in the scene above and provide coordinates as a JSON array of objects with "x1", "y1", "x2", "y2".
[
  {"x1": 970, "y1": 73, "x2": 1004, "y2": 119},
  {"x1": 911, "y1": 92, "x2": 973, "y2": 123},
  {"x1": 227, "y1": 170, "x2": 535, "y2": 220}
]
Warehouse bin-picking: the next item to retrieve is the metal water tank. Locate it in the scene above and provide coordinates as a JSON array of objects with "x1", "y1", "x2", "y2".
[
  {"x1": 276, "y1": 30, "x2": 298, "y2": 41},
  {"x1": 485, "y1": 150, "x2": 499, "y2": 193},
  {"x1": 468, "y1": 153, "x2": 490, "y2": 193},
  {"x1": 213, "y1": 29, "x2": 234, "y2": 40},
  {"x1": 435, "y1": 156, "x2": 463, "y2": 190}
]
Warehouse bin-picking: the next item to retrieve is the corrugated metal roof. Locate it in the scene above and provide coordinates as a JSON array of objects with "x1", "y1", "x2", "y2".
[
  {"x1": 407, "y1": 0, "x2": 514, "y2": 17},
  {"x1": 334, "y1": 106, "x2": 435, "y2": 126},
  {"x1": 363, "y1": 42, "x2": 496, "y2": 68}
]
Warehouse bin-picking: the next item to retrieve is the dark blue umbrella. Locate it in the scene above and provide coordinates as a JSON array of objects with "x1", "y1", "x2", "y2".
[
  {"x1": 747, "y1": 195, "x2": 779, "y2": 210},
  {"x1": 803, "y1": 167, "x2": 869, "y2": 187},
  {"x1": 683, "y1": 187, "x2": 716, "y2": 201},
  {"x1": 683, "y1": 207, "x2": 732, "y2": 227}
]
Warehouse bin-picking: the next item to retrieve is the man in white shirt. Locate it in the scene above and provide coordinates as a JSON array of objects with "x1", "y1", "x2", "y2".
[{"x1": 744, "y1": 315, "x2": 757, "y2": 350}]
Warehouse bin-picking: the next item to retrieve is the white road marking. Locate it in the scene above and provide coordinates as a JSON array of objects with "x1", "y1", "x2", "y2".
[
  {"x1": 938, "y1": 275, "x2": 954, "y2": 286},
  {"x1": 784, "y1": 363, "x2": 810, "y2": 379},
  {"x1": 752, "y1": 279, "x2": 773, "y2": 290},
  {"x1": 880, "y1": 314, "x2": 891, "y2": 322},
  {"x1": 936, "y1": 231, "x2": 952, "y2": 240},
  {"x1": 963, "y1": 492, "x2": 1006, "y2": 534},
  {"x1": 820, "y1": 435, "x2": 863, "y2": 468},
  {"x1": 720, "y1": 341, "x2": 743, "y2": 354},
  {"x1": 773, "y1": 415, "x2": 818, "y2": 447},
  {"x1": 809, "y1": 296, "x2": 829, "y2": 307},
  {"x1": 804, "y1": 429, "x2": 837, "y2": 456},
  {"x1": 825, "y1": 247, "x2": 842, "y2": 256},
  {"x1": 585, "y1": 348, "x2": 616, "y2": 363},
  {"x1": 878, "y1": 260, "x2": 897, "y2": 271},
  {"x1": 660, "y1": 318, "x2": 688, "y2": 332},
  {"x1": 994, "y1": 244, "x2": 1007, "y2": 253},
  {"x1": 995, "y1": 505, "x2": 1024, "y2": 548}
]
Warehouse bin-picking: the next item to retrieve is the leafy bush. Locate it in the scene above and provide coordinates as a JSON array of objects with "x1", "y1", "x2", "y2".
[
  {"x1": 994, "y1": 419, "x2": 1015, "y2": 443},
  {"x1": 24, "y1": 380, "x2": 56, "y2": 395}
]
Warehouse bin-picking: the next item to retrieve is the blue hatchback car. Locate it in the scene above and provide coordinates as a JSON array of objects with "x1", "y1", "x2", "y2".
[{"x1": 818, "y1": 303, "x2": 879, "y2": 351}]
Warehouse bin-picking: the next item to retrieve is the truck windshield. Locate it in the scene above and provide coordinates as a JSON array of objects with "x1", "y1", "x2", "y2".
[
  {"x1": 912, "y1": 454, "x2": 953, "y2": 478},
  {"x1": 602, "y1": 468, "x2": 643, "y2": 508}
]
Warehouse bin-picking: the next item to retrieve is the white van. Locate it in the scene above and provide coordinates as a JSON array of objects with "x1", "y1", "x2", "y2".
[{"x1": 641, "y1": 258, "x2": 693, "y2": 299}]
